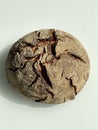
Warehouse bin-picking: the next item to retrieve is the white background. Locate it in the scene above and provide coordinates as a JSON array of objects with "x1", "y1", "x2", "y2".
[{"x1": 0, "y1": 0, "x2": 98, "y2": 130}]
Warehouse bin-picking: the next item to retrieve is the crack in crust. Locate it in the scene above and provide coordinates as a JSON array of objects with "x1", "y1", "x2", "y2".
[
  {"x1": 28, "y1": 76, "x2": 39, "y2": 87},
  {"x1": 56, "y1": 49, "x2": 86, "y2": 64},
  {"x1": 50, "y1": 31, "x2": 58, "y2": 58},
  {"x1": 39, "y1": 63, "x2": 52, "y2": 88},
  {"x1": 8, "y1": 62, "x2": 27, "y2": 72},
  {"x1": 67, "y1": 52, "x2": 86, "y2": 63},
  {"x1": 66, "y1": 77, "x2": 77, "y2": 95},
  {"x1": 35, "y1": 96, "x2": 47, "y2": 102},
  {"x1": 24, "y1": 42, "x2": 35, "y2": 47},
  {"x1": 46, "y1": 88, "x2": 54, "y2": 98},
  {"x1": 8, "y1": 68, "x2": 19, "y2": 72}
]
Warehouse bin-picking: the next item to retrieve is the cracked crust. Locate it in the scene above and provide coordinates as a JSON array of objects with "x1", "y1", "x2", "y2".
[{"x1": 6, "y1": 29, "x2": 90, "y2": 104}]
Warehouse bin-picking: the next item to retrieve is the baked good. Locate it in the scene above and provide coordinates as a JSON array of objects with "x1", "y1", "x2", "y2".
[{"x1": 6, "y1": 29, "x2": 90, "y2": 104}]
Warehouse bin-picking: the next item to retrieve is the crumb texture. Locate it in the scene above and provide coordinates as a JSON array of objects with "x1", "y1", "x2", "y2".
[{"x1": 6, "y1": 29, "x2": 90, "y2": 104}]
